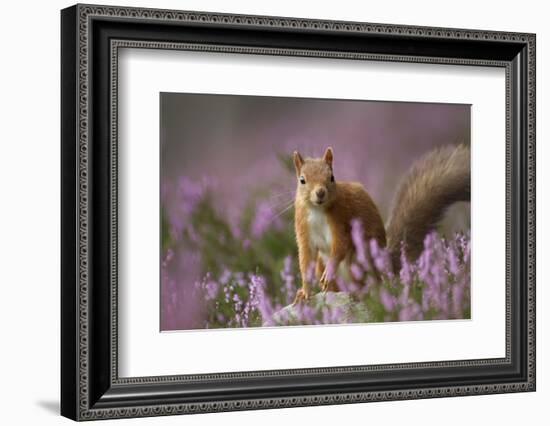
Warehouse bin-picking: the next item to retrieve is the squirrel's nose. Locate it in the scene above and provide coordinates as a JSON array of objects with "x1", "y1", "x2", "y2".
[{"x1": 316, "y1": 188, "x2": 326, "y2": 199}]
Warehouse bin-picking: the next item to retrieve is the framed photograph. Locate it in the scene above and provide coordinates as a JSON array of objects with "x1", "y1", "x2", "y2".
[{"x1": 61, "y1": 4, "x2": 536, "y2": 421}]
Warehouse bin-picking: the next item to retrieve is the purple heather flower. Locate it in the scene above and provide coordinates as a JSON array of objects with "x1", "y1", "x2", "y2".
[
  {"x1": 296, "y1": 304, "x2": 320, "y2": 325},
  {"x1": 356, "y1": 276, "x2": 376, "y2": 297},
  {"x1": 161, "y1": 176, "x2": 217, "y2": 245},
  {"x1": 230, "y1": 222, "x2": 243, "y2": 240},
  {"x1": 370, "y1": 238, "x2": 392, "y2": 274},
  {"x1": 251, "y1": 274, "x2": 274, "y2": 323},
  {"x1": 203, "y1": 277, "x2": 219, "y2": 301},
  {"x1": 399, "y1": 247, "x2": 413, "y2": 286},
  {"x1": 280, "y1": 256, "x2": 296, "y2": 304},
  {"x1": 351, "y1": 218, "x2": 368, "y2": 268},
  {"x1": 350, "y1": 263, "x2": 363, "y2": 281},
  {"x1": 283, "y1": 255, "x2": 293, "y2": 274},
  {"x1": 235, "y1": 272, "x2": 247, "y2": 287},
  {"x1": 219, "y1": 268, "x2": 232, "y2": 286},
  {"x1": 251, "y1": 200, "x2": 282, "y2": 238},
  {"x1": 321, "y1": 305, "x2": 347, "y2": 324},
  {"x1": 223, "y1": 284, "x2": 232, "y2": 303},
  {"x1": 306, "y1": 261, "x2": 316, "y2": 284},
  {"x1": 380, "y1": 288, "x2": 397, "y2": 312},
  {"x1": 398, "y1": 302, "x2": 423, "y2": 322},
  {"x1": 336, "y1": 276, "x2": 355, "y2": 293},
  {"x1": 321, "y1": 306, "x2": 332, "y2": 324},
  {"x1": 177, "y1": 176, "x2": 207, "y2": 214},
  {"x1": 447, "y1": 244, "x2": 460, "y2": 275},
  {"x1": 399, "y1": 281, "x2": 410, "y2": 306}
]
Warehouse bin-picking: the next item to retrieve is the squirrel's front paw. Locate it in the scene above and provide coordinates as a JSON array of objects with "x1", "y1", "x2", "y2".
[{"x1": 293, "y1": 288, "x2": 311, "y2": 305}]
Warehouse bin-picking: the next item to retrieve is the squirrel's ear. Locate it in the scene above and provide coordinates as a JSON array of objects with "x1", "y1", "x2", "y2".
[
  {"x1": 293, "y1": 151, "x2": 304, "y2": 175},
  {"x1": 323, "y1": 147, "x2": 334, "y2": 167}
]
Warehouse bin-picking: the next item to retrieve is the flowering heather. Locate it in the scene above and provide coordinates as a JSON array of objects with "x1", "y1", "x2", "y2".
[
  {"x1": 251, "y1": 200, "x2": 284, "y2": 238},
  {"x1": 351, "y1": 219, "x2": 369, "y2": 269},
  {"x1": 280, "y1": 256, "x2": 296, "y2": 305},
  {"x1": 161, "y1": 177, "x2": 471, "y2": 330},
  {"x1": 161, "y1": 174, "x2": 470, "y2": 330}
]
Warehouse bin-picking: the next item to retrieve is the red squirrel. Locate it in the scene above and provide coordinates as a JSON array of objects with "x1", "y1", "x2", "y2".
[{"x1": 292, "y1": 145, "x2": 470, "y2": 304}]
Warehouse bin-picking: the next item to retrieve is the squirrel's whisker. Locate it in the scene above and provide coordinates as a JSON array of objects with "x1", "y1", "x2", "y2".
[{"x1": 270, "y1": 201, "x2": 295, "y2": 221}]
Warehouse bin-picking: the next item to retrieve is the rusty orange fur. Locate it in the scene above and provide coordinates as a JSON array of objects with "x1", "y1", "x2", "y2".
[{"x1": 292, "y1": 147, "x2": 385, "y2": 303}]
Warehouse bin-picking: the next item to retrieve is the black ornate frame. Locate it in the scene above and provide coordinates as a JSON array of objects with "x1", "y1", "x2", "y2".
[{"x1": 61, "y1": 3, "x2": 536, "y2": 421}]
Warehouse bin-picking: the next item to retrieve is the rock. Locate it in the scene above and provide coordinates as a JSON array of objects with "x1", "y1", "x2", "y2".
[{"x1": 266, "y1": 291, "x2": 371, "y2": 326}]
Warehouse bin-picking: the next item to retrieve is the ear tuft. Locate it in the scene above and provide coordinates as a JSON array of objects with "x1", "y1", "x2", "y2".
[
  {"x1": 293, "y1": 151, "x2": 304, "y2": 176},
  {"x1": 323, "y1": 147, "x2": 334, "y2": 166}
]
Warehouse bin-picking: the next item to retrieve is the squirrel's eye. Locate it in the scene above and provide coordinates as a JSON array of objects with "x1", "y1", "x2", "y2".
[
  {"x1": 330, "y1": 175, "x2": 335, "y2": 182},
  {"x1": 299, "y1": 176, "x2": 306, "y2": 185}
]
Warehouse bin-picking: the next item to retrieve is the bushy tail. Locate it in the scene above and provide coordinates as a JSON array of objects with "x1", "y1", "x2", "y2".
[{"x1": 386, "y1": 144, "x2": 470, "y2": 270}]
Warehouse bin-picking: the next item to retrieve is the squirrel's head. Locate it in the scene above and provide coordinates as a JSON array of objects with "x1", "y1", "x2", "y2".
[{"x1": 293, "y1": 147, "x2": 336, "y2": 209}]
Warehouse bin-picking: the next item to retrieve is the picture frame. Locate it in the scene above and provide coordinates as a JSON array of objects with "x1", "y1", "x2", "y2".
[{"x1": 60, "y1": 3, "x2": 536, "y2": 421}]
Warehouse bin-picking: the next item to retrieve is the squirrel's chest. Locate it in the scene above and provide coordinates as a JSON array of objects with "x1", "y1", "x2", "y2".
[{"x1": 307, "y1": 210, "x2": 333, "y2": 255}]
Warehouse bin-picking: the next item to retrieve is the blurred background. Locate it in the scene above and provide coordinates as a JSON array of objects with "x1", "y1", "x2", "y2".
[{"x1": 160, "y1": 92, "x2": 470, "y2": 331}]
